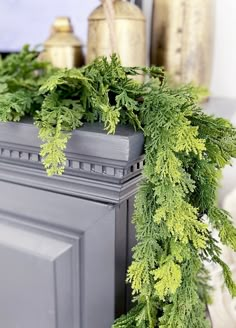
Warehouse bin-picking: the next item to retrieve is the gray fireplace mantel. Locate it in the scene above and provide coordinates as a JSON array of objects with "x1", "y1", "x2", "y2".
[
  {"x1": 0, "y1": 120, "x2": 144, "y2": 203},
  {"x1": 0, "y1": 121, "x2": 144, "y2": 328}
]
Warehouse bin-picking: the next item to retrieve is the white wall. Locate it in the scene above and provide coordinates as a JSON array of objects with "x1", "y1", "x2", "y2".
[
  {"x1": 0, "y1": 0, "x2": 99, "y2": 52},
  {"x1": 211, "y1": 0, "x2": 236, "y2": 98},
  {"x1": 0, "y1": 0, "x2": 235, "y2": 99}
]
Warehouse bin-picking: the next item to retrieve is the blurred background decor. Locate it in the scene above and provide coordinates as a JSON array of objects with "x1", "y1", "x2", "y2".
[
  {"x1": 151, "y1": 0, "x2": 214, "y2": 87},
  {"x1": 1, "y1": 0, "x2": 236, "y2": 98},
  {"x1": 42, "y1": 16, "x2": 84, "y2": 68},
  {"x1": 86, "y1": 0, "x2": 146, "y2": 67}
]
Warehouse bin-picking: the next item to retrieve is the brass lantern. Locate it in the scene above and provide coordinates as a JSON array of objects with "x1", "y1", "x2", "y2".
[
  {"x1": 43, "y1": 17, "x2": 84, "y2": 68},
  {"x1": 86, "y1": 0, "x2": 146, "y2": 67}
]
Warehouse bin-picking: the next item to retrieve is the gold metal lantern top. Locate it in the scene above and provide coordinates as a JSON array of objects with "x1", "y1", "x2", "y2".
[
  {"x1": 86, "y1": 0, "x2": 146, "y2": 68},
  {"x1": 43, "y1": 17, "x2": 84, "y2": 68}
]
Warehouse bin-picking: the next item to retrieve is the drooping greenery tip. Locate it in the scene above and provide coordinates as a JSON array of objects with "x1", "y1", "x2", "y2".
[{"x1": 1, "y1": 46, "x2": 236, "y2": 327}]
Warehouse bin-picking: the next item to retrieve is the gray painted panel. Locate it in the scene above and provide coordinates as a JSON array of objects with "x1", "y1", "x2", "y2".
[
  {"x1": 0, "y1": 180, "x2": 112, "y2": 232},
  {"x1": 0, "y1": 222, "x2": 74, "y2": 328},
  {"x1": 55, "y1": 248, "x2": 75, "y2": 328},
  {"x1": 0, "y1": 222, "x2": 71, "y2": 259},
  {"x1": 0, "y1": 214, "x2": 82, "y2": 328},
  {"x1": 0, "y1": 182, "x2": 117, "y2": 328},
  {"x1": 83, "y1": 210, "x2": 116, "y2": 328},
  {"x1": 115, "y1": 201, "x2": 128, "y2": 317},
  {"x1": 126, "y1": 194, "x2": 136, "y2": 311}
]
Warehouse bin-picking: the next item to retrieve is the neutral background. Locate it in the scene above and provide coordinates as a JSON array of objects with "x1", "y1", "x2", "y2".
[{"x1": 0, "y1": 0, "x2": 235, "y2": 99}]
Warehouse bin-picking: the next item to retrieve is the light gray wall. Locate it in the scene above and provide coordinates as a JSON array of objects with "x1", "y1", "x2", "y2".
[
  {"x1": 0, "y1": 0, "x2": 99, "y2": 52},
  {"x1": 211, "y1": 0, "x2": 236, "y2": 98}
]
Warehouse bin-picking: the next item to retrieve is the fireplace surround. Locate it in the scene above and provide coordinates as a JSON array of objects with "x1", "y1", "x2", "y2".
[{"x1": 0, "y1": 120, "x2": 144, "y2": 328}]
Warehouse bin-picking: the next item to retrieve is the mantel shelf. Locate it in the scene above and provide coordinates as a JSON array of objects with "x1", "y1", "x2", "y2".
[{"x1": 0, "y1": 121, "x2": 144, "y2": 203}]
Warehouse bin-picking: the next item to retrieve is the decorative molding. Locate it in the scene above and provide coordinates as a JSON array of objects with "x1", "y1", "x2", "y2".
[
  {"x1": 0, "y1": 160, "x2": 142, "y2": 204},
  {"x1": 0, "y1": 122, "x2": 144, "y2": 203},
  {"x1": 0, "y1": 146, "x2": 144, "y2": 181}
]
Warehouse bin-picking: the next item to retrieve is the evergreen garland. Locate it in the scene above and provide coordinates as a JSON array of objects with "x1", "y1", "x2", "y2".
[{"x1": 1, "y1": 47, "x2": 236, "y2": 327}]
